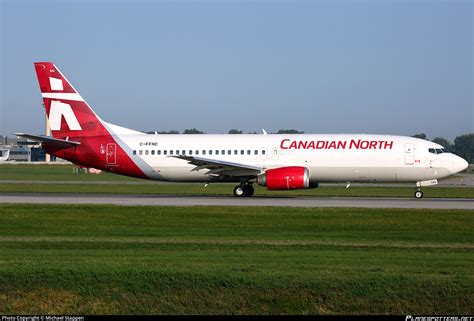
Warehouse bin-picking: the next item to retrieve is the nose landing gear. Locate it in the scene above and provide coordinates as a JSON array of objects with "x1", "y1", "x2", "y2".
[
  {"x1": 414, "y1": 180, "x2": 438, "y2": 199},
  {"x1": 414, "y1": 189, "x2": 423, "y2": 199},
  {"x1": 233, "y1": 183, "x2": 254, "y2": 197}
]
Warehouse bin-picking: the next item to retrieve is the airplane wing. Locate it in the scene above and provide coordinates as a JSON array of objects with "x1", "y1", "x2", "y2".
[
  {"x1": 15, "y1": 133, "x2": 80, "y2": 149},
  {"x1": 171, "y1": 155, "x2": 263, "y2": 177}
]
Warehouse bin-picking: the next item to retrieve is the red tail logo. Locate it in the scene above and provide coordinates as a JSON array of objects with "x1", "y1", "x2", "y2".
[
  {"x1": 48, "y1": 101, "x2": 82, "y2": 131},
  {"x1": 33, "y1": 62, "x2": 148, "y2": 179},
  {"x1": 34, "y1": 62, "x2": 107, "y2": 138}
]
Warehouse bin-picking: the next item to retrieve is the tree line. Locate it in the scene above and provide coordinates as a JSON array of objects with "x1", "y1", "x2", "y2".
[
  {"x1": 4, "y1": 129, "x2": 472, "y2": 163},
  {"x1": 412, "y1": 133, "x2": 473, "y2": 164}
]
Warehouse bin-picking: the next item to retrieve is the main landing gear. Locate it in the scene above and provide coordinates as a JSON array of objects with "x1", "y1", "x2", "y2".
[{"x1": 233, "y1": 183, "x2": 254, "y2": 197}]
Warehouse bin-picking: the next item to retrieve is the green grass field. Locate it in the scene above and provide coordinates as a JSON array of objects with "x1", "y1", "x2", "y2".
[
  {"x1": 0, "y1": 164, "x2": 140, "y2": 181},
  {"x1": 0, "y1": 204, "x2": 473, "y2": 314},
  {"x1": 0, "y1": 164, "x2": 473, "y2": 198}
]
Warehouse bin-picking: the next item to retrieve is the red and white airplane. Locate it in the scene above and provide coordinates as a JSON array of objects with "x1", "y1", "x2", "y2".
[{"x1": 16, "y1": 62, "x2": 468, "y2": 198}]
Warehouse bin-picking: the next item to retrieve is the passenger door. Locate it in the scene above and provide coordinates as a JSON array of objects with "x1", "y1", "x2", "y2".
[
  {"x1": 271, "y1": 147, "x2": 279, "y2": 161},
  {"x1": 404, "y1": 143, "x2": 414, "y2": 165}
]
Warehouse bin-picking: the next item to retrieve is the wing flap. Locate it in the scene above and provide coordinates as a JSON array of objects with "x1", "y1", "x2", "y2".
[{"x1": 171, "y1": 155, "x2": 263, "y2": 178}]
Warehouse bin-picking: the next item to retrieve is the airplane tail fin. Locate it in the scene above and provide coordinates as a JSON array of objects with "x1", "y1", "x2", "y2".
[
  {"x1": 34, "y1": 62, "x2": 108, "y2": 138},
  {"x1": 31, "y1": 62, "x2": 147, "y2": 179},
  {"x1": 1, "y1": 150, "x2": 9, "y2": 161}
]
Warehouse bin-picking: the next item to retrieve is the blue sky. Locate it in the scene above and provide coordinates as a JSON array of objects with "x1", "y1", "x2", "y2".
[{"x1": 1, "y1": 0, "x2": 472, "y2": 140}]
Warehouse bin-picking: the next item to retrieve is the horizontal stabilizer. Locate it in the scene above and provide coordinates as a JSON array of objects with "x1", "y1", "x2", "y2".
[{"x1": 14, "y1": 133, "x2": 80, "y2": 148}]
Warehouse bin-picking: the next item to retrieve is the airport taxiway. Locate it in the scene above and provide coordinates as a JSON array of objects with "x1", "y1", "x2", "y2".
[{"x1": 1, "y1": 193, "x2": 473, "y2": 209}]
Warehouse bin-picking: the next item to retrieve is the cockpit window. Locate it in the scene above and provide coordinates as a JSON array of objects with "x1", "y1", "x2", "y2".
[{"x1": 429, "y1": 148, "x2": 449, "y2": 155}]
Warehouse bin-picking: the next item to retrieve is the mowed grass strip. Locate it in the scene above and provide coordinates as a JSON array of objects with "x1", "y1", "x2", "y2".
[
  {"x1": 1, "y1": 183, "x2": 473, "y2": 198},
  {"x1": 1, "y1": 205, "x2": 473, "y2": 244},
  {"x1": 0, "y1": 204, "x2": 473, "y2": 314}
]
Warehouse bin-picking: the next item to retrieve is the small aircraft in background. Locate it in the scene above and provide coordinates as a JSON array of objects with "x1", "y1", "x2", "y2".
[{"x1": 0, "y1": 149, "x2": 10, "y2": 162}]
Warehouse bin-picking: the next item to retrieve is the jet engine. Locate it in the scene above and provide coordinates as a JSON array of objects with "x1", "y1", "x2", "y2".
[{"x1": 255, "y1": 166, "x2": 317, "y2": 190}]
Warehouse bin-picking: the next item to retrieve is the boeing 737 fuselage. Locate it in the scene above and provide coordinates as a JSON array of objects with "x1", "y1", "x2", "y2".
[{"x1": 17, "y1": 62, "x2": 469, "y2": 198}]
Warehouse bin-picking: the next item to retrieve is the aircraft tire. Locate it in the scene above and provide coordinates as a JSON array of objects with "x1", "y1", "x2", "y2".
[
  {"x1": 233, "y1": 185, "x2": 245, "y2": 197},
  {"x1": 414, "y1": 190, "x2": 423, "y2": 199},
  {"x1": 243, "y1": 185, "x2": 254, "y2": 197}
]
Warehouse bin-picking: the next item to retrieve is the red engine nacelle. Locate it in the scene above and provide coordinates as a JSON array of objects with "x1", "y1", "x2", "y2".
[{"x1": 256, "y1": 166, "x2": 310, "y2": 190}]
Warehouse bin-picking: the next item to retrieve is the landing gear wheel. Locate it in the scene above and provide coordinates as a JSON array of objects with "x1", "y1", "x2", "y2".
[
  {"x1": 233, "y1": 184, "x2": 254, "y2": 197},
  {"x1": 243, "y1": 185, "x2": 254, "y2": 197},
  {"x1": 233, "y1": 185, "x2": 245, "y2": 197},
  {"x1": 414, "y1": 190, "x2": 423, "y2": 199}
]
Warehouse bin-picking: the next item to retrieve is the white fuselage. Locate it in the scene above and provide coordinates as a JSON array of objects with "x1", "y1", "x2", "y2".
[{"x1": 112, "y1": 132, "x2": 466, "y2": 184}]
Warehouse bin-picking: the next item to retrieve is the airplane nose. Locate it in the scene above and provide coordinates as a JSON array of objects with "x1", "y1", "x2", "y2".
[{"x1": 451, "y1": 156, "x2": 469, "y2": 174}]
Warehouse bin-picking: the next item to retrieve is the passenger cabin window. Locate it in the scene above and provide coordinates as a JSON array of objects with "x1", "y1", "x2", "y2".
[
  {"x1": 189, "y1": 150, "x2": 193, "y2": 155},
  {"x1": 247, "y1": 150, "x2": 251, "y2": 155},
  {"x1": 209, "y1": 150, "x2": 213, "y2": 155},
  {"x1": 222, "y1": 150, "x2": 225, "y2": 155},
  {"x1": 240, "y1": 150, "x2": 244, "y2": 155},
  {"x1": 254, "y1": 150, "x2": 258, "y2": 155},
  {"x1": 195, "y1": 150, "x2": 199, "y2": 155},
  {"x1": 164, "y1": 150, "x2": 168, "y2": 155},
  {"x1": 182, "y1": 150, "x2": 186, "y2": 155},
  {"x1": 151, "y1": 150, "x2": 155, "y2": 155},
  {"x1": 157, "y1": 150, "x2": 161, "y2": 155},
  {"x1": 234, "y1": 150, "x2": 238, "y2": 155},
  {"x1": 170, "y1": 150, "x2": 174, "y2": 155},
  {"x1": 133, "y1": 150, "x2": 137, "y2": 155},
  {"x1": 139, "y1": 150, "x2": 143, "y2": 155},
  {"x1": 262, "y1": 149, "x2": 266, "y2": 155},
  {"x1": 203, "y1": 150, "x2": 206, "y2": 155},
  {"x1": 228, "y1": 150, "x2": 231, "y2": 155},
  {"x1": 215, "y1": 150, "x2": 219, "y2": 155},
  {"x1": 176, "y1": 150, "x2": 179, "y2": 155}
]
